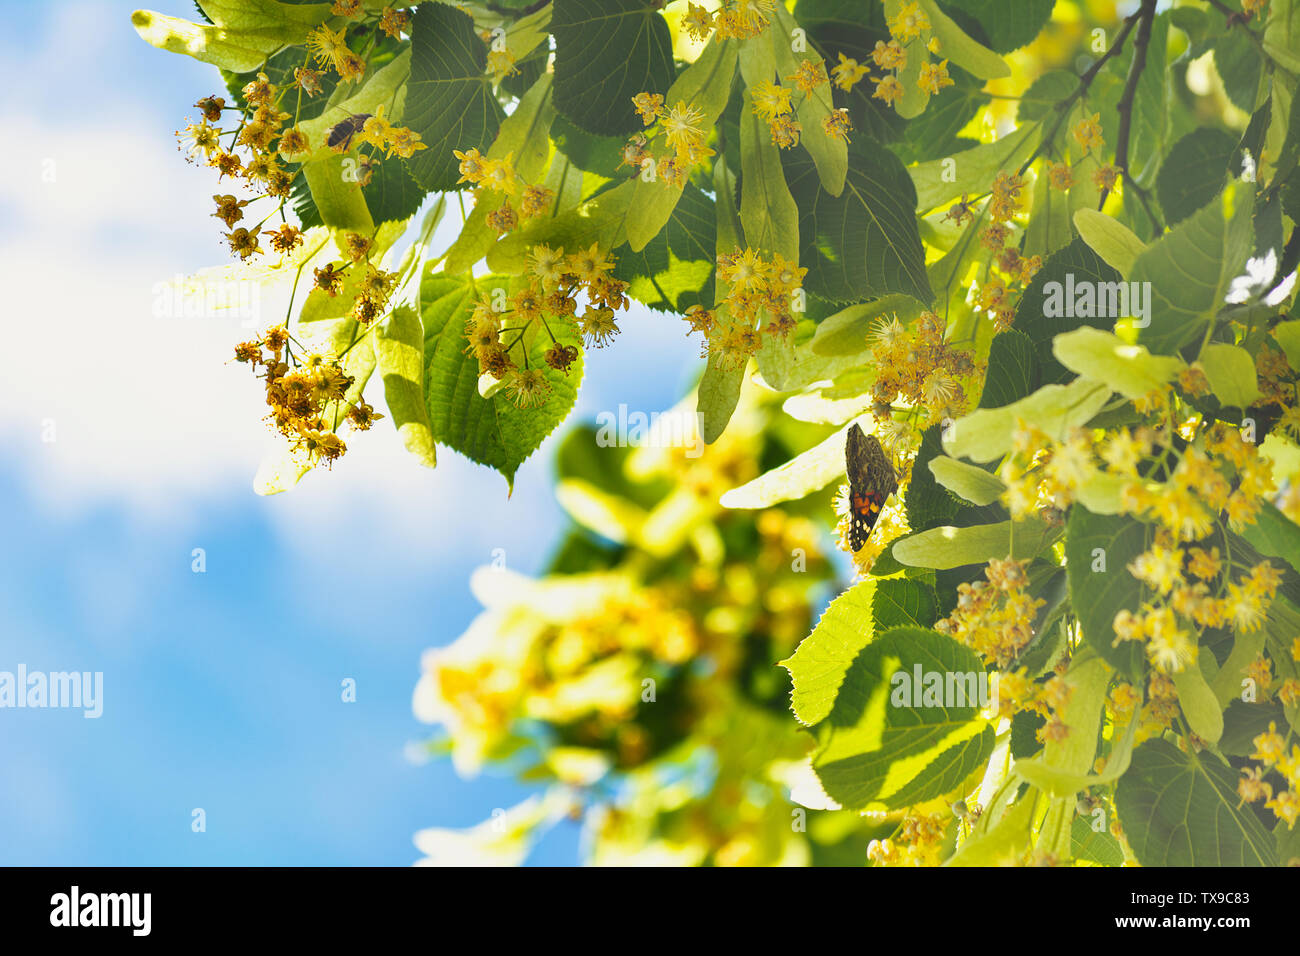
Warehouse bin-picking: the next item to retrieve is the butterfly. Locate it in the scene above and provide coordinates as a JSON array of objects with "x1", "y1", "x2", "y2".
[{"x1": 845, "y1": 423, "x2": 897, "y2": 552}]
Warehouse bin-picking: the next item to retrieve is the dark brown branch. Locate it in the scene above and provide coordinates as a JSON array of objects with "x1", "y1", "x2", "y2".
[
  {"x1": 1099, "y1": 0, "x2": 1163, "y2": 232},
  {"x1": 1017, "y1": 10, "x2": 1142, "y2": 177}
]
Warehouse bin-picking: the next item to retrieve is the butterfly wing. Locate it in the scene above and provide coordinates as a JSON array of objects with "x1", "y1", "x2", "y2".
[{"x1": 845, "y1": 424, "x2": 898, "y2": 552}]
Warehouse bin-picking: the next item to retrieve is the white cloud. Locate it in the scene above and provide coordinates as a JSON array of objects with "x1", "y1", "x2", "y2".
[{"x1": 0, "y1": 9, "x2": 698, "y2": 566}]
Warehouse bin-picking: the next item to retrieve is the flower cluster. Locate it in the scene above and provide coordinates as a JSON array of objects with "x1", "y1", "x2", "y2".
[
  {"x1": 630, "y1": 95, "x2": 715, "y2": 188},
  {"x1": 453, "y1": 148, "x2": 556, "y2": 234},
  {"x1": 1239, "y1": 721, "x2": 1300, "y2": 829},
  {"x1": 1117, "y1": 536, "x2": 1281, "y2": 674},
  {"x1": 937, "y1": 557, "x2": 1046, "y2": 669},
  {"x1": 233, "y1": 325, "x2": 380, "y2": 467},
  {"x1": 1043, "y1": 114, "x2": 1118, "y2": 193},
  {"x1": 681, "y1": 0, "x2": 776, "y2": 42},
  {"x1": 831, "y1": 2, "x2": 953, "y2": 109},
  {"x1": 751, "y1": 62, "x2": 853, "y2": 148},
  {"x1": 677, "y1": 249, "x2": 806, "y2": 369},
  {"x1": 866, "y1": 309, "x2": 979, "y2": 436},
  {"x1": 462, "y1": 243, "x2": 627, "y2": 408},
  {"x1": 867, "y1": 811, "x2": 948, "y2": 867}
]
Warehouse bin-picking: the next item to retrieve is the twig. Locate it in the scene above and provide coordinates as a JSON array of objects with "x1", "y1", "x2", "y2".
[
  {"x1": 1205, "y1": 0, "x2": 1269, "y2": 52},
  {"x1": 1099, "y1": 0, "x2": 1162, "y2": 232},
  {"x1": 1017, "y1": 10, "x2": 1142, "y2": 177}
]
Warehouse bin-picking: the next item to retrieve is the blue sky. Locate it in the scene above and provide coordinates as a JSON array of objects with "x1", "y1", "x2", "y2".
[{"x1": 0, "y1": 0, "x2": 702, "y2": 865}]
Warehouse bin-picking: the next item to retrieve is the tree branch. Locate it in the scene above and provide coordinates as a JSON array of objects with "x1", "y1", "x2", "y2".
[
  {"x1": 1099, "y1": 0, "x2": 1162, "y2": 232},
  {"x1": 1017, "y1": 10, "x2": 1142, "y2": 177}
]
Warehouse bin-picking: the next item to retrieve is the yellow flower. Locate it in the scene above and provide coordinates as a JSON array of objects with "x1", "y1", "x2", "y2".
[
  {"x1": 823, "y1": 109, "x2": 853, "y2": 142},
  {"x1": 486, "y1": 48, "x2": 519, "y2": 82},
  {"x1": 453, "y1": 147, "x2": 487, "y2": 186},
  {"x1": 786, "y1": 59, "x2": 828, "y2": 93},
  {"x1": 1265, "y1": 790, "x2": 1300, "y2": 828},
  {"x1": 659, "y1": 101, "x2": 709, "y2": 160},
  {"x1": 386, "y1": 127, "x2": 426, "y2": 159},
  {"x1": 888, "y1": 1, "x2": 931, "y2": 42},
  {"x1": 1129, "y1": 545, "x2": 1184, "y2": 595},
  {"x1": 481, "y1": 153, "x2": 520, "y2": 195},
  {"x1": 750, "y1": 80, "x2": 793, "y2": 120},
  {"x1": 682, "y1": 3, "x2": 714, "y2": 41},
  {"x1": 529, "y1": 244, "x2": 566, "y2": 286},
  {"x1": 873, "y1": 74, "x2": 905, "y2": 106},
  {"x1": 632, "y1": 92, "x2": 664, "y2": 126},
  {"x1": 870, "y1": 39, "x2": 907, "y2": 71},
  {"x1": 832, "y1": 53, "x2": 869, "y2": 92},
  {"x1": 1048, "y1": 162, "x2": 1073, "y2": 191},
  {"x1": 1252, "y1": 722, "x2": 1286, "y2": 764},
  {"x1": 1073, "y1": 112, "x2": 1105, "y2": 152},
  {"x1": 917, "y1": 59, "x2": 953, "y2": 95}
]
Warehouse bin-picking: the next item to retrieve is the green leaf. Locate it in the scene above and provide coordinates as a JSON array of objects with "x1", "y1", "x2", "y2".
[
  {"x1": 809, "y1": 295, "x2": 925, "y2": 357},
  {"x1": 916, "y1": 0, "x2": 1009, "y2": 80},
  {"x1": 1072, "y1": 209, "x2": 1147, "y2": 277},
  {"x1": 946, "y1": 794, "x2": 1035, "y2": 866},
  {"x1": 908, "y1": 122, "x2": 1040, "y2": 213},
  {"x1": 1237, "y1": 502, "x2": 1300, "y2": 578},
  {"x1": 943, "y1": 377, "x2": 1112, "y2": 464},
  {"x1": 1124, "y1": 12, "x2": 1170, "y2": 186},
  {"x1": 302, "y1": 155, "x2": 374, "y2": 232},
  {"x1": 1052, "y1": 327, "x2": 1186, "y2": 400},
  {"x1": 376, "y1": 305, "x2": 436, "y2": 469},
  {"x1": 1172, "y1": 665, "x2": 1224, "y2": 745},
  {"x1": 720, "y1": 417, "x2": 864, "y2": 508},
  {"x1": 1115, "y1": 738, "x2": 1277, "y2": 866},
  {"x1": 739, "y1": 92, "x2": 800, "y2": 261},
  {"x1": 785, "y1": 140, "x2": 932, "y2": 303},
  {"x1": 1200, "y1": 342, "x2": 1263, "y2": 407},
  {"x1": 1156, "y1": 128, "x2": 1236, "y2": 225},
  {"x1": 612, "y1": 183, "x2": 717, "y2": 313},
  {"x1": 809, "y1": 626, "x2": 995, "y2": 811},
  {"x1": 132, "y1": 0, "x2": 330, "y2": 71},
  {"x1": 421, "y1": 272, "x2": 582, "y2": 490},
  {"x1": 1134, "y1": 179, "x2": 1256, "y2": 354},
  {"x1": 551, "y1": 0, "x2": 675, "y2": 136},
  {"x1": 1264, "y1": 0, "x2": 1300, "y2": 74},
  {"x1": 488, "y1": 180, "x2": 636, "y2": 274},
  {"x1": 1015, "y1": 236, "x2": 1125, "y2": 385},
  {"x1": 698, "y1": 351, "x2": 746, "y2": 446},
  {"x1": 939, "y1": 0, "x2": 1056, "y2": 53},
  {"x1": 440, "y1": 73, "x2": 556, "y2": 275},
  {"x1": 1042, "y1": 650, "x2": 1109, "y2": 777},
  {"x1": 697, "y1": 158, "x2": 745, "y2": 445},
  {"x1": 624, "y1": 37, "x2": 738, "y2": 252},
  {"x1": 927, "y1": 456, "x2": 1005, "y2": 506},
  {"x1": 1064, "y1": 507, "x2": 1148, "y2": 678},
  {"x1": 1221, "y1": 699, "x2": 1287, "y2": 756},
  {"x1": 771, "y1": 4, "x2": 848, "y2": 196},
  {"x1": 1214, "y1": 27, "x2": 1264, "y2": 114},
  {"x1": 892, "y1": 519, "x2": 1059, "y2": 570},
  {"x1": 405, "y1": 3, "x2": 505, "y2": 192},
  {"x1": 1071, "y1": 817, "x2": 1126, "y2": 866},
  {"x1": 1017, "y1": 714, "x2": 1140, "y2": 798},
  {"x1": 780, "y1": 579, "x2": 936, "y2": 726},
  {"x1": 979, "y1": 329, "x2": 1037, "y2": 407}
]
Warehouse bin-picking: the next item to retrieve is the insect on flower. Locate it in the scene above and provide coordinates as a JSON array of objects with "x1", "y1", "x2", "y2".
[
  {"x1": 845, "y1": 423, "x2": 897, "y2": 551},
  {"x1": 327, "y1": 112, "x2": 373, "y2": 152}
]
